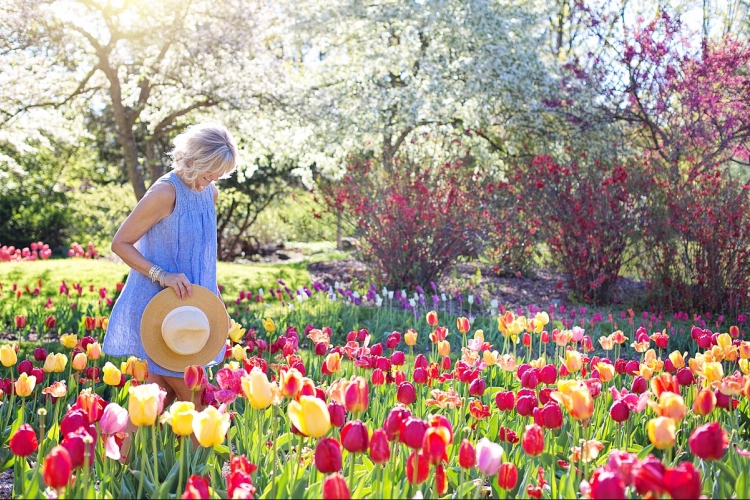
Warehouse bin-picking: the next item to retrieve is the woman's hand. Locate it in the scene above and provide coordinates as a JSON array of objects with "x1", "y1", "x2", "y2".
[{"x1": 162, "y1": 272, "x2": 193, "y2": 299}]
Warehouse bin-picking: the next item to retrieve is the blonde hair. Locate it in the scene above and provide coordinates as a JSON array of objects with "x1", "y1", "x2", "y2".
[{"x1": 169, "y1": 123, "x2": 238, "y2": 187}]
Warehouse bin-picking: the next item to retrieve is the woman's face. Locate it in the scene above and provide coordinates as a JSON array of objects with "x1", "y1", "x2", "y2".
[{"x1": 195, "y1": 171, "x2": 221, "y2": 191}]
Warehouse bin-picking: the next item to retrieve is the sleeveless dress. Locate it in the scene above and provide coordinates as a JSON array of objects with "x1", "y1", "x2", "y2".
[{"x1": 102, "y1": 171, "x2": 224, "y2": 377}]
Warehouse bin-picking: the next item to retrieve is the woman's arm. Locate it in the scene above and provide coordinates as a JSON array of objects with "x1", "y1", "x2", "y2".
[{"x1": 111, "y1": 182, "x2": 193, "y2": 299}]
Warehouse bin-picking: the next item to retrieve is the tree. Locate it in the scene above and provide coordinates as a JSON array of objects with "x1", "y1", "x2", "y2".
[{"x1": 1, "y1": 0, "x2": 283, "y2": 200}]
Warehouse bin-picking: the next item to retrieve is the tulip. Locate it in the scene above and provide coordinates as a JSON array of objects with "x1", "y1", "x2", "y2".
[
  {"x1": 315, "y1": 437, "x2": 342, "y2": 473},
  {"x1": 17, "y1": 359, "x2": 32, "y2": 376},
  {"x1": 647, "y1": 417, "x2": 676, "y2": 450},
  {"x1": 325, "y1": 352, "x2": 341, "y2": 374},
  {"x1": 328, "y1": 400, "x2": 346, "y2": 428},
  {"x1": 341, "y1": 420, "x2": 369, "y2": 453},
  {"x1": 161, "y1": 401, "x2": 196, "y2": 436},
  {"x1": 550, "y1": 380, "x2": 594, "y2": 420},
  {"x1": 61, "y1": 428, "x2": 96, "y2": 469},
  {"x1": 99, "y1": 403, "x2": 129, "y2": 435},
  {"x1": 288, "y1": 395, "x2": 331, "y2": 438},
  {"x1": 562, "y1": 350, "x2": 583, "y2": 373},
  {"x1": 405, "y1": 451, "x2": 430, "y2": 484},
  {"x1": 228, "y1": 319, "x2": 246, "y2": 343},
  {"x1": 422, "y1": 426, "x2": 450, "y2": 465},
  {"x1": 128, "y1": 383, "x2": 166, "y2": 426},
  {"x1": 0, "y1": 344, "x2": 17, "y2": 367},
  {"x1": 495, "y1": 391, "x2": 514, "y2": 411},
  {"x1": 469, "y1": 378, "x2": 486, "y2": 397},
  {"x1": 634, "y1": 454, "x2": 666, "y2": 496},
  {"x1": 664, "y1": 461, "x2": 702, "y2": 500},
  {"x1": 9, "y1": 423, "x2": 38, "y2": 457},
  {"x1": 539, "y1": 364, "x2": 557, "y2": 385},
  {"x1": 43, "y1": 445, "x2": 72, "y2": 489},
  {"x1": 437, "y1": 340, "x2": 451, "y2": 356},
  {"x1": 396, "y1": 382, "x2": 416, "y2": 405},
  {"x1": 343, "y1": 376, "x2": 368, "y2": 413},
  {"x1": 192, "y1": 406, "x2": 231, "y2": 447},
  {"x1": 122, "y1": 357, "x2": 149, "y2": 382},
  {"x1": 241, "y1": 369, "x2": 274, "y2": 409},
  {"x1": 689, "y1": 422, "x2": 728, "y2": 461},
  {"x1": 183, "y1": 475, "x2": 211, "y2": 499},
  {"x1": 71, "y1": 352, "x2": 87, "y2": 372},
  {"x1": 497, "y1": 462, "x2": 519, "y2": 491},
  {"x1": 596, "y1": 362, "x2": 615, "y2": 382},
  {"x1": 322, "y1": 472, "x2": 351, "y2": 499},
  {"x1": 102, "y1": 362, "x2": 122, "y2": 386},
  {"x1": 476, "y1": 438, "x2": 503, "y2": 476},
  {"x1": 540, "y1": 402, "x2": 563, "y2": 429},
  {"x1": 400, "y1": 417, "x2": 428, "y2": 449},
  {"x1": 609, "y1": 400, "x2": 630, "y2": 422},
  {"x1": 426, "y1": 310, "x2": 439, "y2": 327},
  {"x1": 184, "y1": 365, "x2": 206, "y2": 392},
  {"x1": 280, "y1": 367, "x2": 303, "y2": 399},
  {"x1": 457, "y1": 317, "x2": 470, "y2": 334},
  {"x1": 383, "y1": 406, "x2": 411, "y2": 441},
  {"x1": 261, "y1": 318, "x2": 276, "y2": 333},
  {"x1": 33, "y1": 348, "x2": 47, "y2": 362},
  {"x1": 589, "y1": 467, "x2": 626, "y2": 499},
  {"x1": 14, "y1": 315, "x2": 27, "y2": 329},
  {"x1": 404, "y1": 329, "x2": 417, "y2": 346},
  {"x1": 369, "y1": 428, "x2": 390, "y2": 463},
  {"x1": 458, "y1": 439, "x2": 475, "y2": 468},
  {"x1": 522, "y1": 424, "x2": 544, "y2": 456},
  {"x1": 691, "y1": 389, "x2": 715, "y2": 417},
  {"x1": 390, "y1": 350, "x2": 405, "y2": 365},
  {"x1": 15, "y1": 373, "x2": 36, "y2": 397}
]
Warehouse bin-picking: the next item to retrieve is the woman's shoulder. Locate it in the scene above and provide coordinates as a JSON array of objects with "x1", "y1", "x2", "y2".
[{"x1": 146, "y1": 178, "x2": 177, "y2": 202}]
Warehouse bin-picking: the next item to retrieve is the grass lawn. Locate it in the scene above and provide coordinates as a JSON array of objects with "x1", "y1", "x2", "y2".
[{"x1": 0, "y1": 258, "x2": 312, "y2": 298}]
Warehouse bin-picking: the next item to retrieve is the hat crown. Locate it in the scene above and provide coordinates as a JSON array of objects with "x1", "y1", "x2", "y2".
[{"x1": 161, "y1": 306, "x2": 210, "y2": 355}]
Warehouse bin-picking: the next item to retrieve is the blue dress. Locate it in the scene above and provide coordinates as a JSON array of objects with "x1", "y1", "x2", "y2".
[{"x1": 103, "y1": 171, "x2": 224, "y2": 377}]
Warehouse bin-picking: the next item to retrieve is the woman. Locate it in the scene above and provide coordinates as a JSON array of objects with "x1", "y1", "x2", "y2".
[{"x1": 103, "y1": 123, "x2": 238, "y2": 407}]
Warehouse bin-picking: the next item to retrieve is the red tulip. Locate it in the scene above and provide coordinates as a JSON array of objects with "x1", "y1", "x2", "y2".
[
  {"x1": 421, "y1": 427, "x2": 450, "y2": 465},
  {"x1": 343, "y1": 376, "x2": 369, "y2": 413},
  {"x1": 371, "y1": 368, "x2": 385, "y2": 386},
  {"x1": 15, "y1": 315, "x2": 27, "y2": 329},
  {"x1": 435, "y1": 463, "x2": 448, "y2": 495},
  {"x1": 456, "y1": 317, "x2": 470, "y2": 333},
  {"x1": 538, "y1": 387, "x2": 552, "y2": 406},
  {"x1": 184, "y1": 365, "x2": 206, "y2": 392},
  {"x1": 625, "y1": 360, "x2": 640, "y2": 376},
  {"x1": 634, "y1": 455, "x2": 666, "y2": 497},
  {"x1": 441, "y1": 355, "x2": 451, "y2": 371},
  {"x1": 61, "y1": 428, "x2": 97, "y2": 469},
  {"x1": 516, "y1": 394, "x2": 538, "y2": 417},
  {"x1": 43, "y1": 445, "x2": 72, "y2": 489},
  {"x1": 44, "y1": 316, "x2": 56, "y2": 330},
  {"x1": 396, "y1": 382, "x2": 416, "y2": 405},
  {"x1": 406, "y1": 451, "x2": 430, "y2": 484},
  {"x1": 400, "y1": 417, "x2": 427, "y2": 449},
  {"x1": 326, "y1": 400, "x2": 346, "y2": 428},
  {"x1": 315, "y1": 438, "x2": 342, "y2": 473},
  {"x1": 540, "y1": 402, "x2": 563, "y2": 429},
  {"x1": 692, "y1": 389, "x2": 716, "y2": 416},
  {"x1": 522, "y1": 333, "x2": 532, "y2": 346},
  {"x1": 341, "y1": 420, "x2": 369, "y2": 453},
  {"x1": 182, "y1": 475, "x2": 210, "y2": 499},
  {"x1": 60, "y1": 409, "x2": 90, "y2": 436},
  {"x1": 468, "y1": 378, "x2": 486, "y2": 397},
  {"x1": 369, "y1": 428, "x2": 390, "y2": 464},
  {"x1": 589, "y1": 467, "x2": 626, "y2": 499},
  {"x1": 458, "y1": 439, "x2": 475, "y2": 468},
  {"x1": 630, "y1": 376, "x2": 647, "y2": 394},
  {"x1": 413, "y1": 367, "x2": 428, "y2": 385},
  {"x1": 33, "y1": 348, "x2": 48, "y2": 362},
  {"x1": 322, "y1": 472, "x2": 351, "y2": 499},
  {"x1": 495, "y1": 391, "x2": 514, "y2": 411},
  {"x1": 609, "y1": 400, "x2": 630, "y2": 423},
  {"x1": 17, "y1": 359, "x2": 33, "y2": 376},
  {"x1": 539, "y1": 364, "x2": 557, "y2": 385},
  {"x1": 385, "y1": 332, "x2": 401, "y2": 349},
  {"x1": 426, "y1": 310, "x2": 439, "y2": 327},
  {"x1": 689, "y1": 422, "x2": 728, "y2": 461},
  {"x1": 370, "y1": 344, "x2": 383, "y2": 356},
  {"x1": 9, "y1": 423, "x2": 38, "y2": 457},
  {"x1": 676, "y1": 368, "x2": 695, "y2": 386},
  {"x1": 497, "y1": 462, "x2": 519, "y2": 491},
  {"x1": 522, "y1": 424, "x2": 544, "y2": 456},
  {"x1": 664, "y1": 462, "x2": 701, "y2": 500},
  {"x1": 390, "y1": 351, "x2": 405, "y2": 366},
  {"x1": 383, "y1": 407, "x2": 411, "y2": 441}
]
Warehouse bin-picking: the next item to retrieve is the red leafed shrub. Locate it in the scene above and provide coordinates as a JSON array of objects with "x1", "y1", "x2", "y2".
[
  {"x1": 330, "y1": 156, "x2": 490, "y2": 288},
  {"x1": 511, "y1": 155, "x2": 644, "y2": 304},
  {"x1": 643, "y1": 169, "x2": 750, "y2": 313}
]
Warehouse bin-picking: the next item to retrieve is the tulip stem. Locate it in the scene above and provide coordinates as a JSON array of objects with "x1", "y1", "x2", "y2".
[
  {"x1": 152, "y1": 424, "x2": 160, "y2": 490},
  {"x1": 137, "y1": 428, "x2": 146, "y2": 499},
  {"x1": 348, "y1": 450, "x2": 356, "y2": 497},
  {"x1": 177, "y1": 436, "x2": 185, "y2": 499}
]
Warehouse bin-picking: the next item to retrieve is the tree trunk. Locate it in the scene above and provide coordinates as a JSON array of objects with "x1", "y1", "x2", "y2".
[
  {"x1": 145, "y1": 139, "x2": 165, "y2": 185},
  {"x1": 336, "y1": 208, "x2": 343, "y2": 250},
  {"x1": 119, "y1": 128, "x2": 147, "y2": 200}
]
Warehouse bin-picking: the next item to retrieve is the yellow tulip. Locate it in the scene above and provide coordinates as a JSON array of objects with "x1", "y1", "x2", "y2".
[
  {"x1": 0, "y1": 345, "x2": 17, "y2": 367},
  {"x1": 72, "y1": 352, "x2": 87, "y2": 372},
  {"x1": 288, "y1": 395, "x2": 331, "y2": 438},
  {"x1": 192, "y1": 406, "x2": 230, "y2": 447},
  {"x1": 161, "y1": 401, "x2": 196, "y2": 437},
  {"x1": 530, "y1": 356, "x2": 547, "y2": 369},
  {"x1": 474, "y1": 330, "x2": 485, "y2": 342},
  {"x1": 647, "y1": 417, "x2": 676, "y2": 450},
  {"x1": 437, "y1": 340, "x2": 451, "y2": 357},
  {"x1": 740, "y1": 359, "x2": 750, "y2": 375},
  {"x1": 43, "y1": 353, "x2": 56, "y2": 373},
  {"x1": 14, "y1": 373, "x2": 36, "y2": 397},
  {"x1": 129, "y1": 383, "x2": 165, "y2": 426},
  {"x1": 550, "y1": 380, "x2": 593, "y2": 420},
  {"x1": 701, "y1": 362, "x2": 724, "y2": 383},
  {"x1": 231, "y1": 344, "x2": 247, "y2": 361},
  {"x1": 241, "y1": 369, "x2": 274, "y2": 409},
  {"x1": 534, "y1": 312, "x2": 549, "y2": 328},
  {"x1": 561, "y1": 350, "x2": 583, "y2": 373},
  {"x1": 652, "y1": 392, "x2": 687, "y2": 423},
  {"x1": 598, "y1": 336, "x2": 615, "y2": 351},
  {"x1": 102, "y1": 362, "x2": 122, "y2": 386},
  {"x1": 483, "y1": 350, "x2": 498, "y2": 367},
  {"x1": 53, "y1": 353, "x2": 67, "y2": 373},
  {"x1": 60, "y1": 334, "x2": 78, "y2": 349},
  {"x1": 404, "y1": 329, "x2": 417, "y2": 346},
  {"x1": 739, "y1": 341, "x2": 750, "y2": 359},
  {"x1": 596, "y1": 362, "x2": 615, "y2": 383},
  {"x1": 86, "y1": 342, "x2": 102, "y2": 360},
  {"x1": 717, "y1": 333, "x2": 732, "y2": 349},
  {"x1": 668, "y1": 350, "x2": 687, "y2": 369},
  {"x1": 262, "y1": 318, "x2": 276, "y2": 333},
  {"x1": 228, "y1": 320, "x2": 246, "y2": 343},
  {"x1": 122, "y1": 357, "x2": 149, "y2": 382}
]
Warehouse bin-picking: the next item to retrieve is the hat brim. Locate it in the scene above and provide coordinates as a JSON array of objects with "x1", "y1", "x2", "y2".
[{"x1": 141, "y1": 285, "x2": 228, "y2": 373}]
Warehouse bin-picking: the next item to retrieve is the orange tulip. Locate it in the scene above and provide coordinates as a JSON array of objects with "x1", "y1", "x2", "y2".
[
  {"x1": 550, "y1": 380, "x2": 593, "y2": 420},
  {"x1": 324, "y1": 353, "x2": 341, "y2": 374},
  {"x1": 426, "y1": 310, "x2": 439, "y2": 327},
  {"x1": 693, "y1": 389, "x2": 716, "y2": 416},
  {"x1": 457, "y1": 317, "x2": 470, "y2": 334},
  {"x1": 561, "y1": 350, "x2": 583, "y2": 373},
  {"x1": 647, "y1": 417, "x2": 676, "y2": 450},
  {"x1": 650, "y1": 392, "x2": 687, "y2": 423},
  {"x1": 404, "y1": 329, "x2": 418, "y2": 346}
]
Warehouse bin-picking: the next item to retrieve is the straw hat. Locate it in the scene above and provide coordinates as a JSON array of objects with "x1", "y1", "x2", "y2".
[{"x1": 141, "y1": 285, "x2": 229, "y2": 372}]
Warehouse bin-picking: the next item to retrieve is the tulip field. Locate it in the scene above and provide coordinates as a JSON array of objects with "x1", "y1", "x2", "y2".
[{"x1": 1, "y1": 262, "x2": 750, "y2": 499}]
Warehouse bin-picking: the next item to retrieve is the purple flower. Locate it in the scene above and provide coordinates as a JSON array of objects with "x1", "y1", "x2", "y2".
[
  {"x1": 430, "y1": 281, "x2": 437, "y2": 290},
  {"x1": 457, "y1": 293, "x2": 463, "y2": 304},
  {"x1": 738, "y1": 314, "x2": 746, "y2": 323},
  {"x1": 416, "y1": 285, "x2": 425, "y2": 294},
  {"x1": 277, "y1": 279, "x2": 287, "y2": 286},
  {"x1": 432, "y1": 295, "x2": 439, "y2": 306}
]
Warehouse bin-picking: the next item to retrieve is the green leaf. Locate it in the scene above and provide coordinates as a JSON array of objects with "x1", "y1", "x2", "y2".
[
  {"x1": 736, "y1": 471, "x2": 749, "y2": 500},
  {"x1": 714, "y1": 459, "x2": 737, "y2": 485}
]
